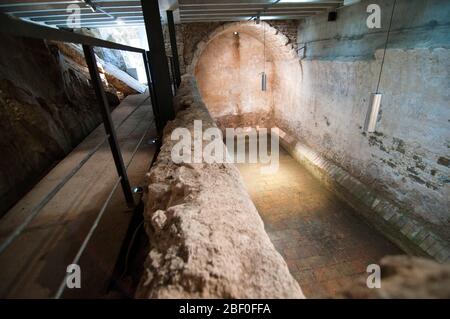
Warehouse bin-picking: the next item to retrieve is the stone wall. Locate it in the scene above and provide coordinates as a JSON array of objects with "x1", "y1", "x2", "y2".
[
  {"x1": 164, "y1": 22, "x2": 222, "y2": 75},
  {"x1": 267, "y1": 20, "x2": 299, "y2": 53},
  {"x1": 178, "y1": 0, "x2": 449, "y2": 262},
  {"x1": 273, "y1": 0, "x2": 449, "y2": 261},
  {"x1": 0, "y1": 34, "x2": 132, "y2": 217},
  {"x1": 161, "y1": 20, "x2": 299, "y2": 131},
  {"x1": 135, "y1": 75, "x2": 303, "y2": 298},
  {"x1": 162, "y1": 20, "x2": 299, "y2": 130},
  {"x1": 277, "y1": 128, "x2": 449, "y2": 262},
  {"x1": 163, "y1": 20, "x2": 299, "y2": 76}
]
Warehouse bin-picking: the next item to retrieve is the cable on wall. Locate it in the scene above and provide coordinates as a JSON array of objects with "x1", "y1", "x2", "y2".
[
  {"x1": 364, "y1": 0, "x2": 397, "y2": 133},
  {"x1": 261, "y1": 22, "x2": 267, "y2": 91},
  {"x1": 376, "y1": 0, "x2": 397, "y2": 93}
]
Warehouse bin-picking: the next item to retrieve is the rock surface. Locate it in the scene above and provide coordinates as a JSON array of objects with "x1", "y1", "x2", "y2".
[
  {"x1": 0, "y1": 34, "x2": 136, "y2": 216},
  {"x1": 54, "y1": 42, "x2": 145, "y2": 95},
  {"x1": 135, "y1": 75, "x2": 303, "y2": 298},
  {"x1": 336, "y1": 255, "x2": 450, "y2": 298}
]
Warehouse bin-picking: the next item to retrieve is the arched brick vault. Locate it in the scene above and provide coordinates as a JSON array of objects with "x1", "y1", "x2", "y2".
[
  {"x1": 188, "y1": 21, "x2": 302, "y2": 130},
  {"x1": 188, "y1": 21, "x2": 299, "y2": 74}
]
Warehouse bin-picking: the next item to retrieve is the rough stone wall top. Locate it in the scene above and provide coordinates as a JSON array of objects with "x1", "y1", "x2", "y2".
[{"x1": 135, "y1": 75, "x2": 303, "y2": 298}]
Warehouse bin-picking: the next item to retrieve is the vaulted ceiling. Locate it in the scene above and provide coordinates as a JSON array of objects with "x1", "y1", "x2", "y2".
[{"x1": 0, "y1": 0, "x2": 344, "y2": 29}]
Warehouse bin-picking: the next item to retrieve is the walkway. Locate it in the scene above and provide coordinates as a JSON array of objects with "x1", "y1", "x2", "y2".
[
  {"x1": 236, "y1": 145, "x2": 402, "y2": 298},
  {"x1": 0, "y1": 93, "x2": 157, "y2": 298}
]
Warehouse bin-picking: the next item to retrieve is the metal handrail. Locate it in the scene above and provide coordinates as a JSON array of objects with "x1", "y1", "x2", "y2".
[
  {"x1": 0, "y1": 13, "x2": 145, "y2": 53},
  {"x1": 54, "y1": 176, "x2": 123, "y2": 299},
  {"x1": 54, "y1": 121, "x2": 154, "y2": 299},
  {"x1": 0, "y1": 9, "x2": 156, "y2": 248},
  {"x1": 0, "y1": 7, "x2": 162, "y2": 299},
  {"x1": 0, "y1": 96, "x2": 150, "y2": 256}
]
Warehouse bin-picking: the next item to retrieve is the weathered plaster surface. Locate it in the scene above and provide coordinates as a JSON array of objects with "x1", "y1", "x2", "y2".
[
  {"x1": 195, "y1": 31, "x2": 274, "y2": 125},
  {"x1": 136, "y1": 75, "x2": 303, "y2": 298},
  {"x1": 188, "y1": 0, "x2": 449, "y2": 260},
  {"x1": 277, "y1": 128, "x2": 449, "y2": 262},
  {"x1": 165, "y1": 20, "x2": 299, "y2": 76},
  {"x1": 190, "y1": 21, "x2": 299, "y2": 129},
  {"x1": 276, "y1": 0, "x2": 450, "y2": 241}
]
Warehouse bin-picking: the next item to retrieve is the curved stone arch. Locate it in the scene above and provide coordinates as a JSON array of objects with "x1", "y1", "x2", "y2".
[{"x1": 187, "y1": 21, "x2": 299, "y2": 74}]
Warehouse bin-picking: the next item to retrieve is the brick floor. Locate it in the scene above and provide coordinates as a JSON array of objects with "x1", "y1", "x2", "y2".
[{"x1": 236, "y1": 146, "x2": 402, "y2": 298}]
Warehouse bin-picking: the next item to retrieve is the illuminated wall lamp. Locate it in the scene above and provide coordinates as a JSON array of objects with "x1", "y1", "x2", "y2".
[
  {"x1": 261, "y1": 72, "x2": 267, "y2": 91},
  {"x1": 363, "y1": 93, "x2": 382, "y2": 132}
]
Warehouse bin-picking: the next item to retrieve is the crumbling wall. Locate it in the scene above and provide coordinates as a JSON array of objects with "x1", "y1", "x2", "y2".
[
  {"x1": 0, "y1": 34, "x2": 134, "y2": 216},
  {"x1": 135, "y1": 75, "x2": 303, "y2": 299},
  {"x1": 267, "y1": 20, "x2": 299, "y2": 53},
  {"x1": 164, "y1": 22, "x2": 223, "y2": 75}
]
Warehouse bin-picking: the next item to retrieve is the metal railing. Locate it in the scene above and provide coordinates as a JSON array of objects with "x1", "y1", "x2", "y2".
[
  {"x1": 167, "y1": 55, "x2": 178, "y2": 95},
  {"x1": 0, "y1": 13, "x2": 161, "y2": 298}
]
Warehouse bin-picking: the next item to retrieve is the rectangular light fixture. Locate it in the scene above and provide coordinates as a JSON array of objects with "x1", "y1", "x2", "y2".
[
  {"x1": 261, "y1": 72, "x2": 267, "y2": 91},
  {"x1": 364, "y1": 93, "x2": 382, "y2": 132}
]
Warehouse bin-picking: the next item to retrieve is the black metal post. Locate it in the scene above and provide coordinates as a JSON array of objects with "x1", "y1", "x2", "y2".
[
  {"x1": 171, "y1": 56, "x2": 177, "y2": 93},
  {"x1": 168, "y1": 56, "x2": 176, "y2": 94},
  {"x1": 141, "y1": 0, "x2": 175, "y2": 126},
  {"x1": 142, "y1": 50, "x2": 162, "y2": 136},
  {"x1": 82, "y1": 45, "x2": 135, "y2": 208},
  {"x1": 166, "y1": 10, "x2": 181, "y2": 87}
]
